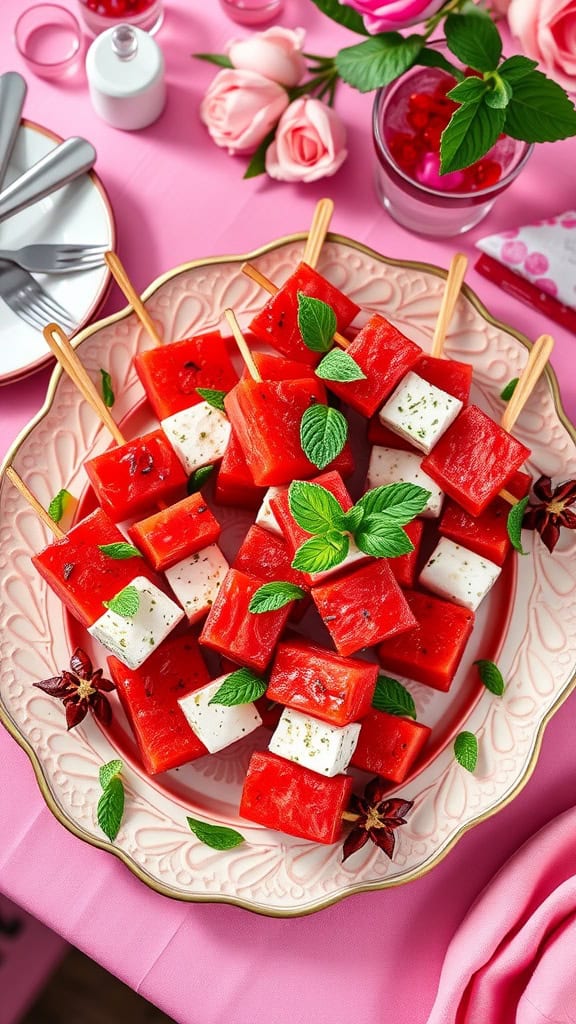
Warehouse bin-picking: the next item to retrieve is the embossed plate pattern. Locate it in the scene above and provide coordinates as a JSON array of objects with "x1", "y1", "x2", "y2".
[{"x1": 1, "y1": 234, "x2": 575, "y2": 916}]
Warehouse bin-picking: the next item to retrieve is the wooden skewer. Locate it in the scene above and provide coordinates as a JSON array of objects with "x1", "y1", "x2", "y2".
[
  {"x1": 501, "y1": 334, "x2": 554, "y2": 435},
  {"x1": 5, "y1": 466, "x2": 65, "y2": 539},
  {"x1": 241, "y1": 263, "x2": 350, "y2": 351},
  {"x1": 302, "y1": 197, "x2": 334, "y2": 270},
  {"x1": 223, "y1": 309, "x2": 262, "y2": 382},
  {"x1": 431, "y1": 252, "x2": 468, "y2": 359},
  {"x1": 43, "y1": 323, "x2": 126, "y2": 447},
  {"x1": 105, "y1": 251, "x2": 163, "y2": 347}
]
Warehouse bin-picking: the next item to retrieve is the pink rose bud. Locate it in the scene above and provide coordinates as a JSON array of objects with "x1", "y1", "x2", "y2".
[
  {"x1": 508, "y1": 0, "x2": 576, "y2": 92},
  {"x1": 265, "y1": 97, "x2": 347, "y2": 183},
  {"x1": 200, "y1": 68, "x2": 289, "y2": 155},
  {"x1": 341, "y1": 0, "x2": 446, "y2": 34},
  {"x1": 228, "y1": 27, "x2": 307, "y2": 88}
]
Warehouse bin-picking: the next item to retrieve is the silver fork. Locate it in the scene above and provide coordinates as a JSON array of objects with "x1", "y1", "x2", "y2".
[
  {"x1": 0, "y1": 259, "x2": 76, "y2": 332},
  {"x1": 0, "y1": 243, "x2": 107, "y2": 274}
]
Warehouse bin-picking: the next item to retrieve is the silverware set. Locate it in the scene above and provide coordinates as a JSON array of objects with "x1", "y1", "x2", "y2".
[{"x1": 0, "y1": 72, "x2": 107, "y2": 333}]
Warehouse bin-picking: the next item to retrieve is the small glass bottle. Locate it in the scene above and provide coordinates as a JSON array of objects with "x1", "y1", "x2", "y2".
[
  {"x1": 77, "y1": 0, "x2": 163, "y2": 37},
  {"x1": 218, "y1": 0, "x2": 285, "y2": 28}
]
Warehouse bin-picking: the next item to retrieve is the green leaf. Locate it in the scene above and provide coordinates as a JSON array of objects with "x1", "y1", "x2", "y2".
[
  {"x1": 100, "y1": 369, "x2": 115, "y2": 409},
  {"x1": 99, "y1": 759, "x2": 123, "y2": 790},
  {"x1": 507, "y1": 495, "x2": 530, "y2": 555},
  {"x1": 335, "y1": 34, "x2": 423, "y2": 93},
  {"x1": 187, "y1": 464, "x2": 215, "y2": 494},
  {"x1": 355, "y1": 482, "x2": 430, "y2": 524},
  {"x1": 288, "y1": 480, "x2": 345, "y2": 535},
  {"x1": 355, "y1": 520, "x2": 414, "y2": 559},
  {"x1": 244, "y1": 128, "x2": 276, "y2": 180},
  {"x1": 503, "y1": 69, "x2": 576, "y2": 143},
  {"x1": 194, "y1": 53, "x2": 234, "y2": 69},
  {"x1": 342, "y1": 505, "x2": 364, "y2": 532},
  {"x1": 500, "y1": 377, "x2": 519, "y2": 401},
  {"x1": 447, "y1": 77, "x2": 489, "y2": 105},
  {"x1": 372, "y1": 675, "x2": 417, "y2": 719},
  {"x1": 248, "y1": 581, "x2": 306, "y2": 614},
  {"x1": 307, "y1": 0, "x2": 369, "y2": 35},
  {"x1": 445, "y1": 12, "x2": 502, "y2": 72},
  {"x1": 454, "y1": 731, "x2": 478, "y2": 772},
  {"x1": 208, "y1": 667, "x2": 267, "y2": 706},
  {"x1": 48, "y1": 488, "x2": 73, "y2": 524},
  {"x1": 291, "y1": 532, "x2": 348, "y2": 573},
  {"x1": 315, "y1": 348, "x2": 366, "y2": 382},
  {"x1": 186, "y1": 816, "x2": 245, "y2": 850},
  {"x1": 97, "y1": 775, "x2": 125, "y2": 842},
  {"x1": 498, "y1": 55, "x2": 538, "y2": 85},
  {"x1": 98, "y1": 542, "x2": 141, "y2": 560},
  {"x1": 416, "y1": 47, "x2": 464, "y2": 81},
  {"x1": 474, "y1": 659, "x2": 505, "y2": 697},
  {"x1": 485, "y1": 74, "x2": 513, "y2": 110},
  {"x1": 196, "y1": 387, "x2": 227, "y2": 412},
  {"x1": 297, "y1": 293, "x2": 337, "y2": 353},
  {"x1": 103, "y1": 584, "x2": 140, "y2": 618},
  {"x1": 300, "y1": 404, "x2": 348, "y2": 471},
  {"x1": 440, "y1": 99, "x2": 506, "y2": 175}
]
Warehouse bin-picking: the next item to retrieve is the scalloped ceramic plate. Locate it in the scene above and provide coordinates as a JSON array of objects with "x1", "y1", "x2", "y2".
[{"x1": 1, "y1": 234, "x2": 576, "y2": 917}]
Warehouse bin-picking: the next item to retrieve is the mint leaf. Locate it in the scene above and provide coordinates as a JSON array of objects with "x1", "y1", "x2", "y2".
[
  {"x1": 297, "y1": 293, "x2": 337, "y2": 353},
  {"x1": 355, "y1": 520, "x2": 414, "y2": 559},
  {"x1": 474, "y1": 659, "x2": 505, "y2": 696},
  {"x1": 186, "y1": 816, "x2": 245, "y2": 851},
  {"x1": 500, "y1": 377, "x2": 519, "y2": 401},
  {"x1": 503, "y1": 68, "x2": 576, "y2": 143},
  {"x1": 315, "y1": 349, "x2": 366, "y2": 382},
  {"x1": 196, "y1": 388, "x2": 227, "y2": 412},
  {"x1": 292, "y1": 532, "x2": 348, "y2": 573},
  {"x1": 249, "y1": 581, "x2": 306, "y2": 614},
  {"x1": 507, "y1": 494, "x2": 530, "y2": 555},
  {"x1": 372, "y1": 676, "x2": 417, "y2": 720},
  {"x1": 416, "y1": 47, "x2": 464, "y2": 80},
  {"x1": 187, "y1": 464, "x2": 215, "y2": 494},
  {"x1": 103, "y1": 584, "x2": 140, "y2": 618},
  {"x1": 100, "y1": 369, "x2": 115, "y2": 409},
  {"x1": 48, "y1": 488, "x2": 73, "y2": 524},
  {"x1": 447, "y1": 77, "x2": 489, "y2": 105},
  {"x1": 356, "y1": 482, "x2": 430, "y2": 524},
  {"x1": 307, "y1": 0, "x2": 369, "y2": 36},
  {"x1": 300, "y1": 405, "x2": 348, "y2": 470},
  {"x1": 208, "y1": 667, "x2": 267, "y2": 706},
  {"x1": 485, "y1": 74, "x2": 512, "y2": 110},
  {"x1": 342, "y1": 505, "x2": 364, "y2": 532},
  {"x1": 97, "y1": 775, "x2": 125, "y2": 842},
  {"x1": 498, "y1": 55, "x2": 538, "y2": 85},
  {"x1": 336, "y1": 34, "x2": 423, "y2": 93},
  {"x1": 99, "y1": 758, "x2": 123, "y2": 790},
  {"x1": 445, "y1": 12, "x2": 502, "y2": 72},
  {"x1": 440, "y1": 99, "x2": 505, "y2": 175},
  {"x1": 288, "y1": 480, "x2": 345, "y2": 535},
  {"x1": 454, "y1": 731, "x2": 478, "y2": 772},
  {"x1": 98, "y1": 542, "x2": 141, "y2": 560},
  {"x1": 194, "y1": 53, "x2": 233, "y2": 69},
  {"x1": 244, "y1": 128, "x2": 276, "y2": 180}
]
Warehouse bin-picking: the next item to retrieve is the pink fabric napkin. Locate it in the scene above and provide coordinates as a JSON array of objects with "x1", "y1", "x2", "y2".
[{"x1": 427, "y1": 806, "x2": 576, "y2": 1024}]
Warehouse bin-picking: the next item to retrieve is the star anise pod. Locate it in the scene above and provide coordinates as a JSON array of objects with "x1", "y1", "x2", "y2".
[
  {"x1": 342, "y1": 776, "x2": 413, "y2": 863},
  {"x1": 522, "y1": 475, "x2": 576, "y2": 553},
  {"x1": 34, "y1": 647, "x2": 115, "y2": 730}
]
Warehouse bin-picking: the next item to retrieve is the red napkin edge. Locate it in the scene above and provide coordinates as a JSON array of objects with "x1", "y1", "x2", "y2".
[{"x1": 474, "y1": 253, "x2": 576, "y2": 336}]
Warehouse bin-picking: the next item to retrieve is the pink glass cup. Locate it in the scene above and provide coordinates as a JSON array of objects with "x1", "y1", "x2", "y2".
[
  {"x1": 14, "y1": 5, "x2": 82, "y2": 79},
  {"x1": 218, "y1": 0, "x2": 285, "y2": 27}
]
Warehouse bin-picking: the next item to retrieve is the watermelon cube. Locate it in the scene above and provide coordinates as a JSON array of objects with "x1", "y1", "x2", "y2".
[
  {"x1": 134, "y1": 332, "x2": 239, "y2": 420},
  {"x1": 84, "y1": 429, "x2": 187, "y2": 522},
  {"x1": 129, "y1": 492, "x2": 221, "y2": 571},
  {"x1": 439, "y1": 469, "x2": 532, "y2": 566},
  {"x1": 200, "y1": 568, "x2": 292, "y2": 671},
  {"x1": 351, "y1": 709, "x2": 431, "y2": 783}
]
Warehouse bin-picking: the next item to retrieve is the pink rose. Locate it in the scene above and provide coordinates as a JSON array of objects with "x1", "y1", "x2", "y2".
[
  {"x1": 508, "y1": 0, "x2": 576, "y2": 91},
  {"x1": 340, "y1": 0, "x2": 445, "y2": 33},
  {"x1": 265, "y1": 98, "x2": 347, "y2": 182},
  {"x1": 490, "y1": 0, "x2": 512, "y2": 13},
  {"x1": 200, "y1": 69, "x2": 289, "y2": 155},
  {"x1": 228, "y1": 27, "x2": 306, "y2": 88}
]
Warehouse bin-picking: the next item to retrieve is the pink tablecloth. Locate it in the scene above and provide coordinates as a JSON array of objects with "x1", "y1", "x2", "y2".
[{"x1": 1, "y1": 3, "x2": 576, "y2": 1023}]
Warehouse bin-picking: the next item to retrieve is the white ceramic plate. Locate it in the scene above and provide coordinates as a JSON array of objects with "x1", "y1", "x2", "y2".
[
  {"x1": 1, "y1": 235, "x2": 575, "y2": 916},
  {"x1": 0, "y1": 120, "x2": 115, "y2": 386}
]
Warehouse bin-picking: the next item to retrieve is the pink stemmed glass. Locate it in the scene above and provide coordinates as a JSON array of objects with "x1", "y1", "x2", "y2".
[{"x1": 218, "y1": 0, "x2": 285, "y2": 27}]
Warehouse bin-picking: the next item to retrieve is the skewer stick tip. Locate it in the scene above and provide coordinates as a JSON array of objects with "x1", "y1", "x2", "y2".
[
  {"x1": 223, "y1": 308, "x2": 262, "y2": 382},
  {"x1": 4, "y1": 466, "x2": 65, "y2": 539}
]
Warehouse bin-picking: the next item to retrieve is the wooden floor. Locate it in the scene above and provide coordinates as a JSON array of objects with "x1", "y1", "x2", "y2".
[{"x1": 22, "y1": 947, "x2": 176, "y2": 1024}]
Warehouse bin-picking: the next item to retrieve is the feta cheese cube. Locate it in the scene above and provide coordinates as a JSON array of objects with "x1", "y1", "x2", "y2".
[
  {"x1": 309, "y1": 535, "x2": 368, "y2": 585},
  {"x1": 255, "y1": 486, "x2": 285, "y2": 536},
  {"x1": 88, "y1": 576, "x2": 184, "y2": 670},
  {"x1": 366, "y1": 446, "x2": 444, "y2": 518},
  {"x1": 379, "y1": 372, "x2": 462, "y2": 454},
  {"x1": 161, "y1": 401, "x2": 231, "y2": 475},
  {"x1": 419, "y1": 537, "x2": 501, "y2": 612},
  {"x1": 178, "y1": 675, "x2": 262, "y2": 754},
  {"x1": 165, "y1": 544, "x2": 229, "y2": 624},
  {"x1": 269, "y1": 707, "x2": 361, "y2": 777}
]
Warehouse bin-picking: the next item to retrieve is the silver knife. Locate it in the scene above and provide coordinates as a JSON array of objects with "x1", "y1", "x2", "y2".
[
  {"x1": 0, "y1": 137, "x2": 97, "y2": 223},
  {"x1": 0, "y1": 72, "x2": 27, "y2": 191}
]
